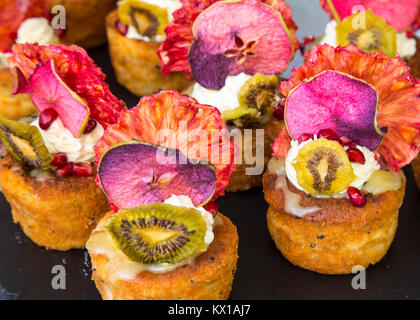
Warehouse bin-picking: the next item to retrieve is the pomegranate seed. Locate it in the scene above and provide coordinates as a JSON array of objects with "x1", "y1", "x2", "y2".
[
  {"x1": 339, "y1": 136, "x2": 353, "y2": 146},
  {"x1": 347, "y1": 187, "x2": 367, "y2": 207},
  {"x1": 39, "y1": 108, "x2": 58, "y2": 130},
  {"x1": 273, "y1": 103, "x2": 284, "y2": 120},
  {"x1": 54, "y1": 28, "x2": 67, "y2": 38},
  {"x1": 318, "y1": 128, "x2": 339, "y2": 142},
  {"x1": 346, "y1": 147, "x2": 366, "y2": 164},
  {"x1": 56, "y1": 162, "x2": 74, "y2": 177},
  {"x1": 72, "y1": 163, "x2": 93, "y2": 177},
  {"x1": 298, "y1": 133, "x2": 313, "y2": 143},
  {"x1": 116, "y1": 20, "x2": 128, "y2": 36},
  {"x1": 204, "y1": 202, "x2": 218, "y2": 217},
  {"x1": 51, "y1": 153, "x2": 68, "y2": 168},
  {"x1": 84, "y1": 119, "x2": 97, "y2": 134}
]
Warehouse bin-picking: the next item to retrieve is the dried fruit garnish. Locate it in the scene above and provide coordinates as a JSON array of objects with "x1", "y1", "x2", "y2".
[
  {"x1": 15, "y1": 59, "x2": 90, "y2": 137},
  {"x1": 98, "y1": 141, "x2": 216, "y2": 208},
  {"x1": 319, "y1": 0, "x2": 418, "y2": 32},
  {"x1": 285, "y1": 70, "x2": 384, "y2": 151},
  {"x1": 95, "y1": 90, "x2": 235, "y2": 207},
  {"x1": 9, "y1": 43, "x2": 125, "y2": 129},
  {"x1": 279, "y1": 44, "x2": 420, "y2": 171},
  {"x1": 157, "y1": 0, "x2": 299, "y2": 78}
]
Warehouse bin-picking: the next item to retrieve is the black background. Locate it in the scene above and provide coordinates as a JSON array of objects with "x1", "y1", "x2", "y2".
[{"x1": 0, "y1": 0, "x2": 419, "y2": 300}]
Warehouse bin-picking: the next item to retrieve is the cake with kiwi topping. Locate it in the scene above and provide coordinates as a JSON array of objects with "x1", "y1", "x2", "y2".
[
  {"x1": 105, "y1": 0, "x2": 190, "y2": 96},
  {"x1": 0, "y1": 43, "x2": 125, "y2": 250},
  {"x1": 87, "y1": 90, "x2": 238, "y2": 300},
  {"x1": 158, "y1": 0, "x2": 299, "y2": 192},
  {"x1": 263, "y1": 44, "x2": 420, "y2": 274}
]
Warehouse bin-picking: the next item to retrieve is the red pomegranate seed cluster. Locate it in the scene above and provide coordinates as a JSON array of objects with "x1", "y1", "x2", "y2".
[{"x1": 51, "y1": 153, "x2": 93, "y2": 177}]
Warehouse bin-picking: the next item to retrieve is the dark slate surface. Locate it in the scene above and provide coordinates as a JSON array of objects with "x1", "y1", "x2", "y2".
[{"x1": 1, "y1": 0, "x2": 419, "y2": 300}]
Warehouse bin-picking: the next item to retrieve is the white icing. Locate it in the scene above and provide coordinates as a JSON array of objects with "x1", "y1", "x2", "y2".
[
  {"x1": 285, "y1": 137, "x2": 380, "y2": 198},
  {"x1": 320, "y1": 20, "x2": 417, "y2": 59},
  {"x1": 16, "y1": 18, "x2": 59, "y2": 46},
  {"x1": 31, "y1": 117, "x2": 104, "y2": 164},
  {"x1": 86, "y1": 195, "x2": 215, "y2": 279},
  {"x1": 191, "y1": 73, "x2": 253, "y2": 114}
]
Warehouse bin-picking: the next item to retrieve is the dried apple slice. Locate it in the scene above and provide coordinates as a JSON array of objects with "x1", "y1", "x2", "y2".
[
  {"x1": 285, "y1": 70, "x2": 384, "y2": 151},
  {"x1": 14, "y1": 60, "x2": 90, "y2": 138},
  {"x1": 189, "y1": 0, "x2": 293, "y2": 89},
  {"x1": 98, "y1": 141, "x2": 217, "y2": 208}
]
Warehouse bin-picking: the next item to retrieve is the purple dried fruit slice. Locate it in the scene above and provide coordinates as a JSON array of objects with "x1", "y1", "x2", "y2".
[
  {"x1": 14, "y1": 59, "x2": 90, "y2": 138},
  {"x1": 98, "y1": 141, "x2": 217, "y2": 208},
  {"x1": 189, "y1": 0, "x2": 293, "y2": 89},
  {"x1": 285, "y1": 70, "x2": 384, "y2": 151}
]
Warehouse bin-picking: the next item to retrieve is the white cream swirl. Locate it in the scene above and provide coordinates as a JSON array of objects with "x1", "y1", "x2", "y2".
[
  {"x1": 320, "y1": 20, "x2": 417, "y2": 59},
  {"x1": 191, "y1": 73, "x2": 252, "y2": 114},
  {"x1": 124, "y1": 0, "x2": 182, "y2": 42},
  {"x1": 31, "y1": 117, "x2": 104, "y2": 164},
  {"x1": 16, "y1": 18, "x2": 59, "y2": 46},
  {"x1": 285, "y1": 137, "x2": 380, "y2": 198}
]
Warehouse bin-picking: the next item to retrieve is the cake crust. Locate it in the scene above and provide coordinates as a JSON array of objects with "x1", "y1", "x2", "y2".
[
  {"x1": 263, "y1": 170, "x2": 406, "y2": 274},
  {"x1": 0, "y1": 145, "x2": 110, "y2": 250}
]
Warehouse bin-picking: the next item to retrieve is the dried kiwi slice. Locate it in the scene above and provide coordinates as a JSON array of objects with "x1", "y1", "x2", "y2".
[
  {"x1": 292, "y1": 138, "x2": 355, "y2": 195},
  {"x1": 336, "y1": 10, "x2": 397, "y2": 57},
  {"x1": 118, "y1": 0, "x2": 169, "y2": 37},
  {"x1": 105, "y1": 203, "x2": 208, "y2": 264},
  {"x1": 228, "y1": 73, "x2": 279, "y2": 127},
  {"x1": 0, "y1": 114, "x2": 52, "y2": 169}
]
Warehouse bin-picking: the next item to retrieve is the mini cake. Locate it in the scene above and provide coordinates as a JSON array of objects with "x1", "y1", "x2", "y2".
[
  {"x1": 87, "y1": 90, "x2": 238, "y2": 300},
  {"x1": 0, "y1": 43, "x2": 125, "y2": 250},
  {"x1": 106, "y1": 0, "x2": 190, "y2": 96},
  {"x1": 263, "y1": 44, "x2": 420, "y2": 274},
  {"x1": 50, "y1": 0, "x2": 118, "y2": 49},
  {"x1": 158, "y1": 0, "x2": 299, "y2": 191}
]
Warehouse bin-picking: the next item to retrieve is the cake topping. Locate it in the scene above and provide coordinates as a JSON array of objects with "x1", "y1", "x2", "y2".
[
  {"x1": 335, "y1": 10, "x2": 397, "y2": 57},
  {"x1": 188, "y1": 0, "x2": 293, "y2": 89},
  {"x1": 158, "y1": 0, "x2": 299, "y2": 79},
  {"x1": 278, "y1": 45, "x2": 420, "y2": 171},
  {"x1": 0, "y1": 114, "x2": 52, "y2": 170},
  {"x1": 98, "y1": 141, "x2": 217, "y2": 208},
  {"x1": 9, "y1": 43, "x2": 126, "y2": 130},
  {"x1": 95, "y1": 90, "x2": 235, "y2": 210},
  {"x1": 320, "y1": 0, "x2": 419, "y2": 32},
  {"x1": 104, "y1": 203, "x2": 210, "y2": 264},
  {"x1": 14, "y1": 59, "x2": 90, "y2": 137},
  {"x1": 284, "y1": 70, "x2": 384, "y2": 151}
]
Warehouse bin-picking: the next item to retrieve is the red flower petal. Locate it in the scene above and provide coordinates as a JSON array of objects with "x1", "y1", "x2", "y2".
[
  {"x1": 95, "y1": 90, "x2": 236, "y2": 201},
  {"x1": 9, "y1": 43, "x2": 125, "y2": 128},
  {"x1": 271, "y1": 126, "x2": 290, "y2": 159},
  {"x1": 279, "y1": 44, "x2": 420, "y2": 170}
]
